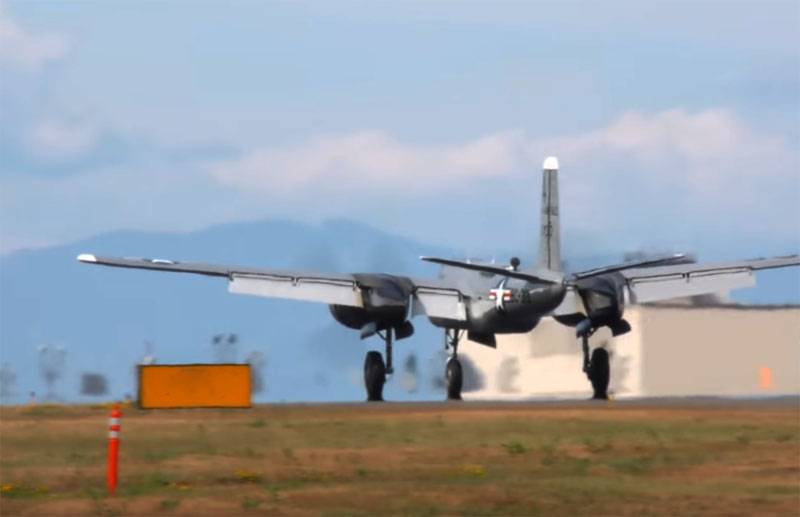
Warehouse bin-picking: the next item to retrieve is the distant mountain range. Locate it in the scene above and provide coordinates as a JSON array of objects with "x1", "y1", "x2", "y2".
[{"x1": 1, "y1": 218, "x2": 797, "y2": 404}]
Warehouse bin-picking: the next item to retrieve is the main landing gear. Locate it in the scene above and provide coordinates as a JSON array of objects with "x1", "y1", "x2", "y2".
[
  {"x1": 444, "y1": 329, "x2": 464, "y2": 401},
  {"x1": 364, "y1": 327, "x2": 394, "y2": 402},
  {"x1": 363, "y1": 327, "x2": 465, "y2": 402},
  {"x1": 578, "y1": 325, "x2": 610, "y2": 400}
]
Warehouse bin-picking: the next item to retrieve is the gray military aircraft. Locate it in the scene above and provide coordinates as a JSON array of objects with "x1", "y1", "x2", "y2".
[{"x1": 77, "y1": 156, "x2": 799, "y2": 401}]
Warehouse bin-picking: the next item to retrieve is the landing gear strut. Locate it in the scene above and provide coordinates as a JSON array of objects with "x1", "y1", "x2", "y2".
[
  {"x1": 363, "y1": 327, "x2": 394, "y2": 402},
  {"x1": 579, "y1": 327, "x2": 610, "y2": 400},
  {"x1": 444, "y1": 329, "x2": 464, "y2": 400}
]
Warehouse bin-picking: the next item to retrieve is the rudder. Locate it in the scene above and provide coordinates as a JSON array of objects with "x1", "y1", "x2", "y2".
[{"x1": 538, "y1": 156, "x2": 561, "y2": 271}]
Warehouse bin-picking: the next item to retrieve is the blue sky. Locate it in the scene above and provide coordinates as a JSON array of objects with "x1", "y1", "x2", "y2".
[{"x1": 1, "y1": 1, "x2": 798, "y2": 261}]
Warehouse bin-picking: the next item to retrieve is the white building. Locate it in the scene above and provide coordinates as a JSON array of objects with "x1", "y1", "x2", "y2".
[{"x1": 461, "y1": 304, "x2": 800, "y2": 399}]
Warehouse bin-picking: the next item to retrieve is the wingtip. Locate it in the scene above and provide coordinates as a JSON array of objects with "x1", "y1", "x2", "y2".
[{"x1": 77, "y1": 253, "x2": 97, "y2": 263}]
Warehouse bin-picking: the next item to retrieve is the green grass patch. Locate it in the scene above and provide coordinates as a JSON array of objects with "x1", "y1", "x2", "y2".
[
  {"x1": 119, "y1": 471, "x2": 173, "y2": 497},
  {"x1": 19, "y1": 405, "x2": 73, "y2": 417},
  {"x1": 606, "y1": 456, "x2": 654, "y2": 475},
  {"x1": 0, "y1": 482, "x2": 49, "y2": 499}
]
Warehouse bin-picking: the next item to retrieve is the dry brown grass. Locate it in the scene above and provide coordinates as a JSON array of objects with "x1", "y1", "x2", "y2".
[{"x1": 1, "y1": 401, "x2": 798, "y2": 516}]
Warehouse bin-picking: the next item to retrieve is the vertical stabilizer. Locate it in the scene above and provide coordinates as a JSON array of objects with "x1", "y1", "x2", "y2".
[{"x1": 538, "y1": 156, "x2": 561, "y2": 271}]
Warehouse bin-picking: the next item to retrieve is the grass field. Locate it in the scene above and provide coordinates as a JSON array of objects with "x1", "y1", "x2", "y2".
[{"x1": 1, "y1": 400, "x2": 798, "y2": 516}]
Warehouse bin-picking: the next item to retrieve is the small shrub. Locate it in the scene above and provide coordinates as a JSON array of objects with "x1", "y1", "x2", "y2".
[
  {"x1": 263, "y1": 484, "x2": 281, "y2": 500},
  {"x1": 607, "y1": 457, "x2": 653, "y2": 475},
  {"x1": 236, "y1": 470, "x2": 262, "y2": 484},
  {"x1": 461, "y1": 464, "x2": 486, "y2": 477},
  {"x1": 502, "y1": 441, "x2": 527, "y2": 455},
  {"x1": 239, "y1": 447, "x2": 262, "y2": 458},
  {"x1": 169, "y1": 482, "x2": 191, "y2": 491},
  {"x1": 160, "y1": 498, "x2": 180, "y2": 510},
  {"x1": 242, "y1": 497, "x2": 262, "y2": 509},
  {"x1": 583, "y1": 437, "x2": 614, "y2": 454},
  {"x1": 540, "y1": 443, "x2": 558, "y2": 466}
]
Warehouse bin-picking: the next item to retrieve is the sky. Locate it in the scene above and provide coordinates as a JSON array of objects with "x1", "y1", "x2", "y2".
[{"x1": 1, "y1": 0, "x2": 798, "y2": 261}]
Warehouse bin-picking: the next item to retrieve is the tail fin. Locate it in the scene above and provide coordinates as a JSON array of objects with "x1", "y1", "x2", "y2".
[{"x1": 537, "y1": 156, "x2": 561, "y2": 271}]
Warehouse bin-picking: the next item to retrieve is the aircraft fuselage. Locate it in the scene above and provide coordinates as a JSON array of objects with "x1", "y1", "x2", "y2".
[{"x1": 430, "y1": 280, "x2": 566, "y2": 335}]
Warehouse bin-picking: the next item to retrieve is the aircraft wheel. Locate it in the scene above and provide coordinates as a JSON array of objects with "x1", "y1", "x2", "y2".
[
  {"x1": 446, "y1": 358, "x2": 463, "y2": 401},
  {"x1": 589, "y1": 348, "x2": 610, "y2": 400},
  {"x1": 364, "y1": 351, "x2": 386, "y2": 402}
]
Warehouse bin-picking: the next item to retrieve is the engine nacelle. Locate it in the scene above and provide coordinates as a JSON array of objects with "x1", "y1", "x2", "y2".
[
  {"x1": 558, "y1": 273, "x2": 631, "y2": 337},
  {"x1": 580, "y1": 277, "x2": 624, "y2": 325},
  {"x1": 328, "y1": 273, "x2": 416, "y2": 339},
  {"x1": 328, "y1": 304, "x2": 407, "y2": 331}
]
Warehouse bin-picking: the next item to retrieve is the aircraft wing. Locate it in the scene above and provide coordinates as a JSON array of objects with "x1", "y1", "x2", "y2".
[
  {"x1": 571, "y1": 253, "x2": 692, "y2": 280},
  {"x1": 76, "y1": 254, "x2": 468, "y2": 320},
  {"x1": 616, "y1": 255, "x2": 800, "y2": 304}
]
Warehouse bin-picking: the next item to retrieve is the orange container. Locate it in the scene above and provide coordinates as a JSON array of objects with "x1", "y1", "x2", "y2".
[{"x1": 138, "y1": 364, "x2": 251, "y2": 409}]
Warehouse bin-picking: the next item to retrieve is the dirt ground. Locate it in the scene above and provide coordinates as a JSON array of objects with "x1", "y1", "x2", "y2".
[{"x1": 1, "y1": 399, "x2": 798, "y2": 516}]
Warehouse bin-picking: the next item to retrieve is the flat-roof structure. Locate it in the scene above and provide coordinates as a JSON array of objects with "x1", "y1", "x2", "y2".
[{"x1": 461, "y1": 304, "x2": 800, "y2": 399}]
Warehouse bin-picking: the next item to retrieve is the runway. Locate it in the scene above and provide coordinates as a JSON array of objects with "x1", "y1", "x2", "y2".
[{"x1": 274, "y1": 395, "x2": 800, "y2": 410}]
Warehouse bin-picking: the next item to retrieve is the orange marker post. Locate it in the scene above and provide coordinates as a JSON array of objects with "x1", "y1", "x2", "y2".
[{"x1": 107, "y1": 404, "x2": 121, "y2": 495}]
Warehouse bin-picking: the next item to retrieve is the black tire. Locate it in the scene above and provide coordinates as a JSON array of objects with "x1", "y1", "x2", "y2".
[
  {"x1": 364, "y1": 351, "x2": 386, "y2": 402},
  {"x1": 589, "y1": 348, "x2": 610, "y2": 400},
  {"x1": 446, "y1": 358, "x2": 463, "y2": 401}
]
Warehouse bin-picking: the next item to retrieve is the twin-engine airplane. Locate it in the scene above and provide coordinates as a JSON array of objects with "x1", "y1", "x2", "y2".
[{"x1": 78, "y1": 157, "x2": 799, "y2": 401}]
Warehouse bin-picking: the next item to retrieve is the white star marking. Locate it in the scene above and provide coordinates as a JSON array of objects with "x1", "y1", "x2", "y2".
[{"x1": 488, "y1": 279, "x2": 513, "y2": 311}]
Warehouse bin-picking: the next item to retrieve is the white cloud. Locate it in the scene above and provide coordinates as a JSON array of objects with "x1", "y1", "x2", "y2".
[
  {"x1": 525, "y1": 108, "x2": 799, "y2": 245},
  {"x1": 210, "y1": 129, "x2": 526, "y2": 194},
  {"x1": 26, "y1": 119, "x2": 99, "y2": 159},
  {"x1": 0, "y1": 7, "x2": 68, "y2": 72},
  {"x1": 538, "y1": 108, "x2": 792, "y2": 188},
  {"x1": 210, "y1": 108, "x2": 796, "y2": 199}
]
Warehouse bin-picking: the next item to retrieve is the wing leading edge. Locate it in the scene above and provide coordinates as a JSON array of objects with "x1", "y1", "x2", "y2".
[{"x1": 76, "y1": 254, "x2": 467, "y2": 321}]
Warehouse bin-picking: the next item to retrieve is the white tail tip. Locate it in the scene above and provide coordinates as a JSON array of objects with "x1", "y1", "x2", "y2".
[
  {"x1": 543, "y1": 156, "x2": 559, "y2": 170},
  {"x1": 77, "y1": 253, "x2": 97, "y2": 263}
]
